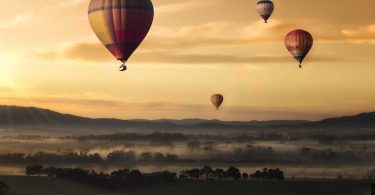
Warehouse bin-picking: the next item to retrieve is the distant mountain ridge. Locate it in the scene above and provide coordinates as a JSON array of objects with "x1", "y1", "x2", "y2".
[
  {"x1": 305, "y1": 112, "x2": 375, "y2": 128},
  {"x1": 0, "y1": 105, "x2": 375, "y2": 132}
]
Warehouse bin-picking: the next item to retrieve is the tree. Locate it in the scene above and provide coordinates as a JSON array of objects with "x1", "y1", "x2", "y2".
[
  {"x1": 139, "y1": 152, "x2": 152, "y2": 161},
  {"x1": 26, "y1": 165, "x2": 44, "y2": 175},
  {"x1": 250, "y1": 168, "x2": 284, "y2": 180},
  {"x1": 274, "y1": 168, "x2": 284, "y2": 180},
  {"x1": 153, "y1": 152, "x2": 165, "y2": 161},
  {"x1": 214, "y1": 168, "x2": 226, "y2": 179},
  {"x1": 226, "y1": 166, "x2": 241, "y2": 180},
  {"x1": 185, "y1": 169, "x2": 200, "y2": 179},
  {"x1": 45, "y1": 166, "x2": 57, "y2": 179},
  {"x1": 261, "y1": 168, "x2": 268, "y2": 179},
  {"x1": 242, "y1": 173, "x2": 249, "y2": 180},
  {"x1": 201, "y1": 166, "x2": 213, "y2": 179},
  {"x1": 107, "y1": 151, "x2": 136, "y2": 163},
  {"x1": 166, "y1": 153, "x2": 178, "y2": 162},
  {"x1": 111, "y1": 169, "x2": 130, "y2": 179},
  {"x1": 250, "y1": 170, "x2": 261, "y2": 179}
]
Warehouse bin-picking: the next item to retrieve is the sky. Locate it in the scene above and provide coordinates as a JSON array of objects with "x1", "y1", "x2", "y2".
[{"x1": 0, "y1": 0, "x2": 375, "y2": 121}]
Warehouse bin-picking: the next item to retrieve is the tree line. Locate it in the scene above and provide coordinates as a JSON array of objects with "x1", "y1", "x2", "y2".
[
  {"x1": 26, "y1": 165, "x2": 284, "y2": 189},
  {"x1": 180, "y1": 166, "x2": 284, "y2": 181},
  {"x1": 26, "y1": 165, "x2": 177, "y2": 190},
  {"x1": 0, "y1": 151, "x2": 180, "y2": 165}
]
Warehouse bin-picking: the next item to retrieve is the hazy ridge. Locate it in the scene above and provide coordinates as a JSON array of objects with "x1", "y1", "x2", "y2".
[{"x1": 0, "y1": 105, "x2": 375, "y2": 134}]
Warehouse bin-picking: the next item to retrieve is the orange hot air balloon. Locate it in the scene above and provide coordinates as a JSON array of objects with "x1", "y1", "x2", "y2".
[
  {"x1": 88, "y1": 0, "x2": 154, "y2": 71},
  {"x1": 211, "y1": 94, "x2": 224, "y2": 110},
  {"x1": 285, "y1": 29, "x2": 314, "y2": 68}
]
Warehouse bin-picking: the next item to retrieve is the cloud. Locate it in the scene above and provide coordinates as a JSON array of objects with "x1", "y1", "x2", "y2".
[
  {"x1": 156, "y1": 1, "x2": 212, "y2": 13},
  {"x1": 148, "y1": 20, "x2": 298, "y2": 48},
  {"x1": 32, "y1": 20, "x2": 318, "y2": 64},
  {"x1": 31, "y1": 20, "x2": 348, "y2": 65},
  {"x1": 0, "y1": 13, "x2": 34, "y2": 29},
  {"x1": 43, "y1": 0, "x2": 87, "y2": 9},
  {"x1": 341, "y1": 25, "x2": 375, "y2": 44},
  {"x1": 64, "y1": 43, "x2": 111, "y2": 61},
  {"x1": 130, "y1": 52, "x2": 340, "y2": 64},
  {"x1": 32, "y1": 42, "x2": 341, "y2": 65}
]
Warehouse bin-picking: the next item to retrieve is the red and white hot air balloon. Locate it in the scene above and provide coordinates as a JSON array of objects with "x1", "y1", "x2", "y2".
[{"x1": 285, "y1": 29, "x2": 314, "y2": 68}]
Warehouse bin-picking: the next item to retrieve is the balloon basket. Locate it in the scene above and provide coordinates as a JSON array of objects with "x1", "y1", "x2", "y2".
[{"x1": 119, "y1": 64, "x2": 127, "y2": 72}]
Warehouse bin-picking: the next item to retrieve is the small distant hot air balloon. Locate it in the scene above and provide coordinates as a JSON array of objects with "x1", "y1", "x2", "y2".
[
  {"x1": 88, "y1": 0, "x2": 154, "y2": 71},
  {"x1": 211, "y1": 94, "x2": 224, "y2": 111},
  {"x1": 285, "y1": 29, "x2": 314, "y2": 68},
  {"x1": 256, "y1": 0, "x2": 274, "y2": 23}
]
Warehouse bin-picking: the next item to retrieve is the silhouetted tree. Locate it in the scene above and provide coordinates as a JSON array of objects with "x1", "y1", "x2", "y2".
[
  {"x1": 226, "y1": 166, "x2": 241, "y2": 180},
  {"x1": 250, "y1": 170, "x2": 262, "y2": 179},
  {"x1": 26, "y1": 165, "x2": 44, "y2": 175},
  {"x1": 250, "y1": 168, "x2": 284, "y2": 180},
  {"x1": 107, "y1": 151, "x2": 136, "y2": 163},
  {"x1": 139, "y1": 152, "x2": 152, "y2": 161},
  {"x1": 200, "y1": 166, "x2": 214, "y2": 179},
  {"x1": 242, "y1": 173, "x2": 249, "y2": 180},
  {"x1": 153, "y1": 152, "x2": 165, "y2": 161},
  {"x1": 183, "y1": 169, "x2": 200, "y2": 179},
  {"x1": 214, "y1": 168, "x2": 226, "y2": 179}
]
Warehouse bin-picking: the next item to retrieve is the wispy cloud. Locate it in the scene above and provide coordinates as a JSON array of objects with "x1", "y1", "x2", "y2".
[
  {"x1": 0, "y1": 13, "x2": 34, "y2": 29},
  {"x1": 341, "y1": 25, "x2": 375, "y2": 44},
  {"x1": 31, "y1": 41, "x2": 342, "y2": 65},
  {"x1": 156, "y1": 1, "x2": 212, "y2": 13},
  {"x1": 30, "y1": 18, "x2": 343, "y2": 65},
  {"x1": 150, "y1": 20, "x2": 299, "y2": 46},
  {"x1": 30, "y1": 20, "x2": 311, "y2": 64}
]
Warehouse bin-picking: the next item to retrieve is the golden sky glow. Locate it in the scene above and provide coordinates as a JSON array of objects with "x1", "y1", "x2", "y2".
[{"x1": 0, "y1": 0, "x2": 375, "y2": 120}]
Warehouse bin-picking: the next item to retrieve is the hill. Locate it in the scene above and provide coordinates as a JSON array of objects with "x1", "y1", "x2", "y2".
[{"x1": 0, "y1": 105, "x2": 374, "y2": 133}]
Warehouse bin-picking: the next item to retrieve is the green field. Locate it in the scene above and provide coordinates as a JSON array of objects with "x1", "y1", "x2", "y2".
[{"x1": 0, "y1": 176, "x2": 373, "y2": 195}]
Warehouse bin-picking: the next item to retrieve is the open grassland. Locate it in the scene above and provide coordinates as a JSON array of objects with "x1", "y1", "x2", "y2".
[{"x1": 0, "y1": 176, "x2": 373, "y2": 195}]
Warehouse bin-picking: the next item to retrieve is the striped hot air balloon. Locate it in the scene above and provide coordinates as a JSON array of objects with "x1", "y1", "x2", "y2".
[
  {"x1": 256, "y1": 0, "x2": 274, "y2": 23},
  {"x1": 88, "y1": 0, "x2": 154, "y2": 71},
  {"x1": 211, "y1": 94, "x2": 224, "y2": 111},
  {"x1": 285, "y1": 29, "x2": 314, "y2": 68}
]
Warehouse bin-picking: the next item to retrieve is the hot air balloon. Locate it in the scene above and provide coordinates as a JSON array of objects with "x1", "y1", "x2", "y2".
[
  {"x1": 211, "y1": 94, "x2": 224, "y2": 111},
  {"x1": 285, "y1": 29, "x2": 314, "y2": 68},
  {"x1": 256, "y1": 0, "x2": 274, "y2": 23},
  {"x1": 88, "y1": 0, "x2": 154, "y2": 71}
]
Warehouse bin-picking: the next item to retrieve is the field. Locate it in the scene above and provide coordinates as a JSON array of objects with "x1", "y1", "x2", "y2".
[{"x1": 0, "y1": 176, "x2": 372, "y2": 195}]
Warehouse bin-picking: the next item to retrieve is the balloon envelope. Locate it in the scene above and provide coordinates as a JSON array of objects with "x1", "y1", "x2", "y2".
[
  {"x1": 88, "y1": 0, "x2": 154, "y2": 64},
  {"x1": 285, "y1": 29, "x2": 313, "y2": 68},
  {"x1": 211, "y1": 94, "x2": 224, "y2": 110},
  {"x1": 256, "y1": 0, "x2": 274, "y2": 23}
]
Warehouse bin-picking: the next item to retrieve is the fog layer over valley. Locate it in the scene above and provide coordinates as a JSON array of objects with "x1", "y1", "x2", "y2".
[{"x1": 1, "y1": 131, "x2": 375, "y2": 179}]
